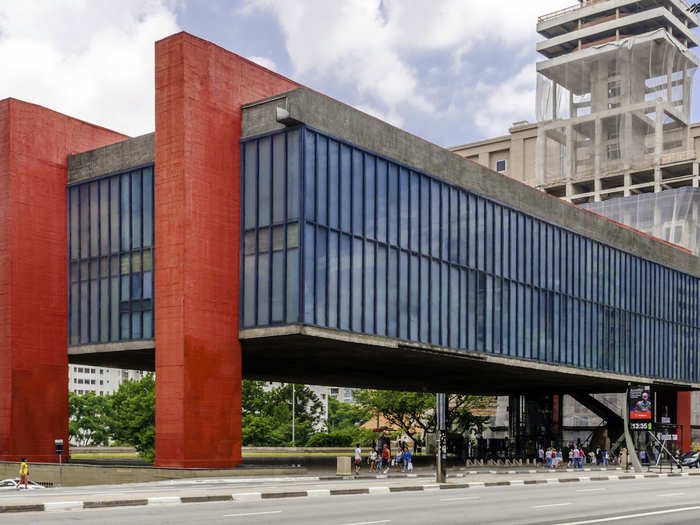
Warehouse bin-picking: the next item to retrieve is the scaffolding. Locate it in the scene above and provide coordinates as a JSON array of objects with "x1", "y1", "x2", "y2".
[{"x1": 536, "y1": 29, "x2": 697, "y2": 186}]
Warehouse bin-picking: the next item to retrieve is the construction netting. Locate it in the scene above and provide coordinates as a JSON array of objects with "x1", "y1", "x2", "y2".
[
  {"x1": 581, "y1": 186, "x2": 700, "y2": 254},
  {"x1": 536, "y1": 29, "x2": 697, "y2": 185}
]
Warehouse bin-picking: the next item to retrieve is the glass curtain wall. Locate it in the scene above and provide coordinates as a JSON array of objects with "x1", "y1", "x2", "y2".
[
  {"x1": 68, "y1": 165, "x2": 154, "y2": 345},
  {"x1": 241, "y1": 127, "x2": 700, "y2": 384}
]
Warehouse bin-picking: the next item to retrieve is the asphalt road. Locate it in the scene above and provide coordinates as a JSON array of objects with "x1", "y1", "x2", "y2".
[{"x1": 4, "y1": 475, "x2": 700, "y2": 524}]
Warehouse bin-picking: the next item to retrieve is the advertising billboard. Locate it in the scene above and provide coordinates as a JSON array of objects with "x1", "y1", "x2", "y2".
[{"x1": 629, "y1": 384, "x2": 653, "y2": 421}]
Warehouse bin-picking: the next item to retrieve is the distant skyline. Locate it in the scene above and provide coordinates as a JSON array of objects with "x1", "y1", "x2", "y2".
[{"x1": 2, "y1": 1, "x2": 700, "y2": 147}]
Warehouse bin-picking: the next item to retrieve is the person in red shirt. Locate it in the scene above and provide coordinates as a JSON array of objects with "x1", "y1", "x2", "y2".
[{"x1": 382, "y1": 444, "x2": 390, "y2": 474}]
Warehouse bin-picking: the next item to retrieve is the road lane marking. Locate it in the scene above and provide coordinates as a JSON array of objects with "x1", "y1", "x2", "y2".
[
  {"x1": 656, "y1": 492, "x2": 685, "y2": 497},
  {"x1": 533, "y1": 502, "x2": 572, "y2": 509},
  {"x1": 576, "y1": 488, "x2": 605, "y2": 492},
  {"x1": 338, "y1": 521, "x2": 391, "y2": 525},
  {"x1": 553, "y1": 505, "x2": 700, "y2": 524},
  {"x1": 223, "y1": 511, "x2": 282, "y2": 517},
  {"x1": 440, "y1": 496, "x2": 481, "y2": 502}
]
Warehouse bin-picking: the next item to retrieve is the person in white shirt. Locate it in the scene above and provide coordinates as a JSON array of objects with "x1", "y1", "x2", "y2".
[{"x1": 354, "y1": 444, "x2": 362, "y2": 474}]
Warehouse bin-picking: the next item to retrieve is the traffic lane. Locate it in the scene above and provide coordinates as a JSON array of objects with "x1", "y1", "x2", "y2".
[{"x1": 4, "y1": 477, "x2": 700, "y2": 525}]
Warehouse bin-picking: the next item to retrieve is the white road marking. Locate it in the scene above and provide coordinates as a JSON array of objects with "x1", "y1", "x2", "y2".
[
  {"x1": 440, "y1": 496, "x2": 481, "y2": 502},
  {"x1": 223, "y1": 510, "x2": 282, "y2": 517},
  {"x1": 338, "y1": 521, "x2": 391, "y2": 525},
  {"x1": 533, "y1": 502, "x2": 572, "y2": 509},
  {"x1": 554, "y1": 505, "x2": 700, "y2": 525},
  {"x1": 576, "y1": 488, "x2": 605, "y2": 492},
  {"x1": 656, "y1": 492, "x2": 685, "y2": 497}
]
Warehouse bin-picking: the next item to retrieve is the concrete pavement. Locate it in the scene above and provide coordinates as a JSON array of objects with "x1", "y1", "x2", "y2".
[{"x1": 2, "y1": 474, "x2": 700, "y2": 524}]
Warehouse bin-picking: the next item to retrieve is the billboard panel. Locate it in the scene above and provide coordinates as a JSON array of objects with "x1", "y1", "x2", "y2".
[{"x1": 629, "y1": 384, "x2": 653, "y2": 421}]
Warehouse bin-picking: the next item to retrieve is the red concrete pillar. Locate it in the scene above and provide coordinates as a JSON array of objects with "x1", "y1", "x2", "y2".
[
  {"x1": 0, "y1": 99, "x2": 125, "y2": 462},
  {"x1": 677, "y1": 391, "x2": 691, "y2": 453},
  {"x1": 153, "y1": 33, "x2": 299, "y2": 467}
]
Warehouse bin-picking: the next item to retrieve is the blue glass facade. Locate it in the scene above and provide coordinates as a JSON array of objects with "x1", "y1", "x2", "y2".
[
  {"x1": 241, "y1": 127, "x2": 700, "y2": 383},
  {"x1": 68, "y1": 165, "x2": 154, "y2": 345}
]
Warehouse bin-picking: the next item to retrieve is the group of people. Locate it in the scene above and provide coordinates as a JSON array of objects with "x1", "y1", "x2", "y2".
[
  {"x1": 354, "y1": 443, "x2": 413, "y2": 474},
  {"x1": 538, "y1": 445, "x2": 610, "y2": 468}
]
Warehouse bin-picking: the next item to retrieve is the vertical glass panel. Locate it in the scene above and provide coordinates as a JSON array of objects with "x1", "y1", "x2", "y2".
[
  {"x1": 287, "y1": 130, "x2": 300, "y2": 220},
  {"x1": 89, "y1": 182, "x2": 99, "y2": 256},
  {"x1": 476, "y1": 272, "x2": 486, "y2": 351},
  {"x1": 430, "y1": 181, "x2": 440, "y2": 257},
  {"x1": 410, "y1": 255, "x2": 419, "y2": 341},
  {"x1": 420, "y1": 256, "x2": 429, "y2": 342},
  {"x1": 410, "y1": 172, "x2": 419, "y2": 252},
  {"x1": 450, "y1": 266, "x2": 459, "y2": 348},
  {"x1": 399, "y1": 168, "x2": 409, "y2": 248},
  {"x1": 304, "y1": 130, "x2": 315, "y2": 222},
  {"x1": 70, "y1": 283, "x2": 79, "y2": 345},
  {"x1": 420, "y1": 177, "x2": 430, "y2": 255},
  {"x1": 388, "y1": 247, "x2": 398, "y2": 337},
  {"x1": 339, "y1": 235, "x2": 351, "y2": 330},
  {"x1": 69, "y1": 186, "x2": 79, "y2": 260},
  {"x1": 111, "y1": 277, "x2": 119, "y2": 339},
  {"x1": 120, "y1": 174, "x2": 130, "y2": 251},
  {"x1": 143, "y1": 311, "x2": 153, "y2": 339},
  {"x1": 243, "y1": 226, "x2": 256, "y2": 329},
  {"x1": 469, "y1": 196, "x2": 477, "y2": 269},
  {"x1": 328, "y1": 231, "x2": 338, "y2": 328},
  {"x1": 328, "y1": 140, "x2": 339, "y2": 229},
  {"x1": 399, "y1": 251, "x2": 408, "y2": 340},
  {"x1": 131, "y1": 171, "x2": 142, "y2": 249},
  {"x1": 459, "y1": 192, "x2": 467, "y2": 267},
  {"x1": 99, "y1": 180, "x2": 109, "y2": 255},
  {"x1": 110, "y1": 177, "x2": 119, "y2": 254},
  {"x1": 340, "y1": 145, "x2": 351, "y2": 231},
  {"x1": 143, "y1": 271, "x2": 153, "y2": 299},
  {"x1": 484, "y1": 201, "x2": 492, "y2": 275},
  {"x1": 494, "y1": 206, "x2": 502, "y2": 276},
  {"x1": 259, "y1": 137, "x2": 272, "y2": 227},
  {"x1": 460, "y1": 269, "x2": 467, "y2": 348},
  {"x1": 449, "y1": 189, "x2": 458, "y2": 263},
  {"x1": 257, "y1": 251, "x2": 270, "y2": 325},
  {"x1": 272, "y1": 247, "x2": 285, "y2": 324},
  {"x1": 80, "y1": 185, "x2": 89, "y2": 258},
  {"x1": 364, "y1": 240, "x2": 375, "y2": 333},
  {"x1": 352, "y1": 149, "x2": 363, "y2": 235},
  {"x1": 430, "y1": 260, "x2": 440, "y2": 344},
  {"x1": 376, "y1": 160, "x2": 387, "y2": 243},
  {"x1": 352, "y1": 237, "x2": 363, "y2": 331},
  {"x1": 304, "y1": 224, "x2": 315, "y2": 323},
  {"x1": 286, "y1": 246, "x2": 299, "y2": 323},
  {"x1": 441, "y1": 186, "x2": 449, "y2": 261},
  {"x1": 388, "y1": 165, "x2": 398, "y2": 245},
  {"x1": 244, "y1": 141, "x2": 257, "y2": 230},
  {"x1": 315, "y1": 228, "x2": 327, "y2": 326},
  {"x1": 273, "y1": 133, "x2": 286, "y2": 224},
  {"x1": 364, "y1": 155, "x2": 375, "y2": 239},
  {"x1": 120, "y1": 312, "x2": 130, "y2": 339},
  {"x1": 376, "y1": 245, "x2": 387, "y2": 336},
  {"x1": 132, "y1": 311, "x2": 142, "y2": 339},
  {"x1": 468, "y1": 270, "x2": 477, "y2": 350},
  {"x1": 142, "y1": 167, "x2": 153, "y2": 248},
  {"x1": 80, "y1": 281, "x2": 88, "y2": 343},
  {"x1": 485, "y1": 275, "x2": 493, "y2": 353},
  {"x1": 477, "y1": 199, "x2": 485, "y2": 271}
]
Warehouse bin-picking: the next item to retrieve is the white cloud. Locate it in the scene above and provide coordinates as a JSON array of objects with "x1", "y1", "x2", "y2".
[
  {"x1": 246, "y1": 0, "x2": 569, "y2": 140},
  {"x1": 247, "y1": 55, "x2": 277, "y2": 71},
  {"x1": 0, "y1": 0, "x2": 180, "y2": 136}
]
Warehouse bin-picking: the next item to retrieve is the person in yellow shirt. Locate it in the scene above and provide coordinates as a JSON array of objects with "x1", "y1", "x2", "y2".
[{"x1": 17, "y1": 458, "x2": 28, "y2": 490}]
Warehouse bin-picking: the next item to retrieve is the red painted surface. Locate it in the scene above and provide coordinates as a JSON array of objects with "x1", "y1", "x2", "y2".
[
  {"x1": 0, "y1": 99, "x2": 126, "y2": 462},
  {"x1": 677, "y1": 391, "x2": 691, "y2": 452},
  {"x1": 154, "y1": 33, "x2": 299, "y2": 467}
]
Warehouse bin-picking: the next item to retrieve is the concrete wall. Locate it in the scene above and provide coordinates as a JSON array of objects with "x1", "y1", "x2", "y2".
[
  {"x1": 0, "y1": 99, "x2": 127, "y2": 463},
  {"x1": 68, "y1": 133, "x2": 154, "y2": 183},
  {"x1": 241, "y1": 88, "x2": 699, "y2": 277}
]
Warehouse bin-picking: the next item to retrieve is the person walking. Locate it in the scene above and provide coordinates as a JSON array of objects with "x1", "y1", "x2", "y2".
[
  {"x1": 17, "y1": 458, "x2": 28, "y2": 490},
  {"x1": 403, "y1": 447, "x2": 412, "y2": 472},
  {"x1": 369, "y1": 449, "x2": 377, "y2": 472},
  {"x1": 546, "y1": 448, "x2": 552, "y2": 468},
  {"x1": 602, "y1": 449, "x2": 609, "y2": 467},
  {"x1": 395, "y1": 446, "x2": 403, "y2": 472},
  {"x1": 382, "y1": 444, "x2": 390, "y2": 474},
  {"x1": 354, "y1": 443, "x2": 362, "y2": 475},
  {"x1": 538, "y1": 446, "x2": 545, "y2": 467}
]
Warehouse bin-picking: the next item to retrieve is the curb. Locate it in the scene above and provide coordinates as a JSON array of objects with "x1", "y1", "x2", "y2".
[{"x1": 1, "y1": 471, "x2": 696, "y2": 514}]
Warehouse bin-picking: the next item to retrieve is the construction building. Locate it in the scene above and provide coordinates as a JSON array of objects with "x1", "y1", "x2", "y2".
[{"x1": 452, "y1": 0, "x2": 700, "y2": 447}]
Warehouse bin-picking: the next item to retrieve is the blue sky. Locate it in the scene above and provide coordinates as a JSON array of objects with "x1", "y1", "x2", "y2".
[{"x1": 2, "y1": 0, "x2": 699, "y2": 148}]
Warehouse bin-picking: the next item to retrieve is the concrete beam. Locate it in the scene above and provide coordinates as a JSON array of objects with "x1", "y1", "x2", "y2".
[{"x1": 68, "y1": 132, "x2": 154, "y2": 183}]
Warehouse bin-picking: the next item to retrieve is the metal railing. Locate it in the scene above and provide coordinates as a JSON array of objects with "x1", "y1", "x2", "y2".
[{"x1": 539, "y1": 0, "x2": 693, "y2": 25}]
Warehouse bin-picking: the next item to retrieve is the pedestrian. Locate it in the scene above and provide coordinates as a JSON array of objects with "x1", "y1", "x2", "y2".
[
  {"x1": 395, "y1": 446, "x2": 403, "y2": 472},
  {"x1": 556, "y1": 449, "x2": 563, "y2": 468},
  {"x1": 602, "y1": 449, "x2": 609, "y2": 467},
  {"x1": 403, "y1": 447, "x2": 412, "y2": 472},
  {"x1": 546, "y1": 448, "x2": 552, "y2": 468},
  {"x1": 538, "y1": 446, "x2": 544, "y2": 467},
  {"x1": 369, "y1": 449, "x2": 377, "y2": 472},
  {"x1": 568, "y1": 448, "x2": 574, "y2": 468},
  {"x1": 354, "y1": 443, "x2": 362, "y2": 475},
  {"x1": 17, "y1": 457, "x2": 28, "y2": 490},
  {"x1": 382, "y1": 444, "x2": 390, "y2": 474}
]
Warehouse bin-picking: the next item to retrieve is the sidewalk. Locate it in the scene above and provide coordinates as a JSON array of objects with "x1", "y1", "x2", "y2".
[{"x1": 0, "y1": 466, "x2": 693, "y2": 514}]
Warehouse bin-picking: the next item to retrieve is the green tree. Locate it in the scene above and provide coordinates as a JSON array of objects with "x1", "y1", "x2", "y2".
[
  {"x1": 353, "y1": 390, "x2": 493, "y2": 446},
  {"x1": 327, "y1": 397, "x2": 371, "y2": 431},
  {"x1": 107, "y1": 373, "x2": 155, "y2": 462},
  {"x1": 68, "y1": 391, "x2": 111, "y2": 446}
]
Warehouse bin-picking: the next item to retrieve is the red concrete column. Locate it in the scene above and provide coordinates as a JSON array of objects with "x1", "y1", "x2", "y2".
[
  {"x1": 0, "y1": 99, "x2": 125, "y2": 462},
  {"x1": 677, "y1": 391, "x2": 691, "y2": 452},
  {"x1": 154, "y1": 33, "x2": 299, "y2": 467}
]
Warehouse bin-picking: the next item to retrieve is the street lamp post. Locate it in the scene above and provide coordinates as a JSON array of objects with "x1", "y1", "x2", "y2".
[
  {"x1": 292, "y1": 384, "x2": 296, "y2": 445},
  {"x1": 436, "y1": 393, "x2": 447, "y2": 483}
]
